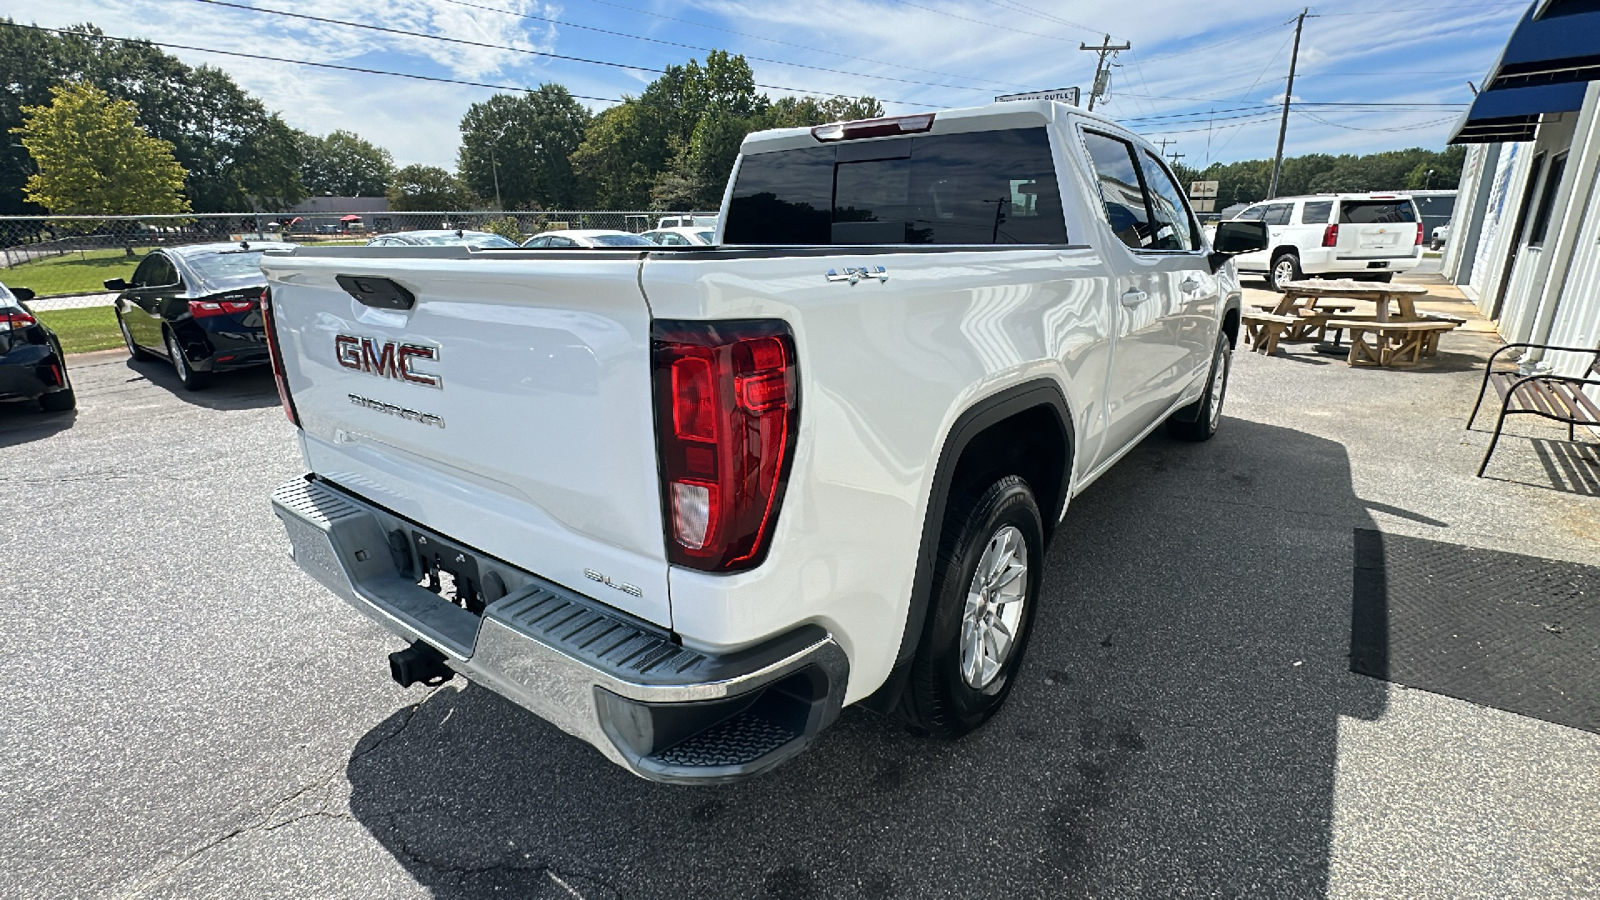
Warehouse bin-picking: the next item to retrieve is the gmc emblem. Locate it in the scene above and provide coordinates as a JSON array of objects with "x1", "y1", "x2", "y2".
[{"x1": 335, "y1": 334, "x2": 441, "y2": 389}]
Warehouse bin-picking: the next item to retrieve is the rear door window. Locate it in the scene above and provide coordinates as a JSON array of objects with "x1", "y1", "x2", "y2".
[
  {"x1": 1300, "y1": 201, "x2": 1334, "y2": 224},
  {"x1": 723, "y1": 128, "x2": 1066, "y2": 245},
  {"x1": 1339, "y1": 200, "x2": 1417, "y2": 224},
  {"x1": 1081, "y1": 131, "x2": 1154, "y2": 250},
  {"x1": 1262, "y1": 204, "x2": 1293, "y2": 226}
]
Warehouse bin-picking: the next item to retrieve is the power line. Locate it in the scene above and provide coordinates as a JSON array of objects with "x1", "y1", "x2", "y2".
[
  {"x1": 434, "y1": 0, "x2": 993, "y2": 94},
  {"x1": 184, "y1": 0, "x2": 941, "y2": 108},
  {"x1": 563, "y1": 0, "x2": 1026, "y2": 89},
  {"x1": 885, "y1": 0, "x2": 1083, "y2": 42},
  {"x1": 969, "y1": 0, "x2": 1103, "y2": 34},
  {"x1": 0, "y1": 22, "x2": 625, "y2": 102}
]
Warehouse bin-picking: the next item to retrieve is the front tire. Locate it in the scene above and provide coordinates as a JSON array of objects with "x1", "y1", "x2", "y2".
[
  {"x1": 1270, "y1": 252, "x2": 1303, "y2": 292},
  {"x1": 901, "y1": 476, "x2": 1044, "y2": 737},
  {"x1": 165, "y1": 329, "x2": 212, "y2": 391},
  {"x1": 1168, "y1": 334, "x2": 1230, "y2": 442}
]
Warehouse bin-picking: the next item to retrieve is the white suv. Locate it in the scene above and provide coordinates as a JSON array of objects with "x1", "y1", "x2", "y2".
[{"x1": 1229, "y1": 193, "x2": 1424, "y2": 290}]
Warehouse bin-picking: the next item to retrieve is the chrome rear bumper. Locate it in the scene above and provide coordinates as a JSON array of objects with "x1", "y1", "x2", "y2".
[{"x1": 271, "y1": 476, "x2": 848, "y2": 783}]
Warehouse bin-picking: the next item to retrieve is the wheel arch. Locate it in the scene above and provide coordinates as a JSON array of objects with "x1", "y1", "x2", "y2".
[{"x1": 861, "y1": 378, "x2": 1074, "y2": 713}]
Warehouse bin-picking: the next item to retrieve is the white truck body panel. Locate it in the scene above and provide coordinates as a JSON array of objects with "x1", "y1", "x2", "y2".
[{"x1": 264, "y1": 253, "x2": 673, "y2": 625}]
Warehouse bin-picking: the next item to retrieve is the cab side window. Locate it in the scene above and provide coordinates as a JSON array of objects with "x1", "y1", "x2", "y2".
[
  {"x1": 1234, "y1": 206, "x2": 1266, "y2": 221},
  {"x1": 1137, "y1": 151, "x2": 1199, "y2": 252},
  {"x1": 1300, "y1": 201, "x2": 1334, "y2": 225},
  {"x1": 1082, "y1": 131, "x2": 1154, "y2": 250}
]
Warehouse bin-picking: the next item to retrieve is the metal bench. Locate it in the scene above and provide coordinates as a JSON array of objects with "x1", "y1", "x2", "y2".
[{"x1": 1467, "y1": 341, "x2": 1600, "y2": 477}]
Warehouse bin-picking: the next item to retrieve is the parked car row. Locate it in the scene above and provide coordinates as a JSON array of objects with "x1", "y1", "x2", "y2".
[{"x1": 6, "y1": 221, "x2": 725, "y2": 410}]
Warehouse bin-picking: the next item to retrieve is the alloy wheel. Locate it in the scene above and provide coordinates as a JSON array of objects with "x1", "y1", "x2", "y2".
[{"x1": 960, "y1": 524, "x2": 1029, "y2": 690}]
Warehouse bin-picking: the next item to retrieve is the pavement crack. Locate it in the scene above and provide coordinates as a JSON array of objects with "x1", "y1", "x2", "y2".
[{"x1": 121, "y1": 690, "x2": 442, "y2": 898}]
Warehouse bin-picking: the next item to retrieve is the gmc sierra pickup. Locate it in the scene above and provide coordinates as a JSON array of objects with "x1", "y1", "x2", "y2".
[{"x1": 263, "y1": 100, "x2": 1268, "y2": 784}]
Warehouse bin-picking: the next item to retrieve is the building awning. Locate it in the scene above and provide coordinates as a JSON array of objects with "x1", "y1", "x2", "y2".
[
  {"x1": 1450, "y1": 0, "x2": 1600, "y2": 143},
  {"x1": 1451, "y1": 81, "x2": 1590, "y2": 143}
]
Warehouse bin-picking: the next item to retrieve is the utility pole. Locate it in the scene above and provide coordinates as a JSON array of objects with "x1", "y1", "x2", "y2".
[
  {"x1": 1080, "y1": 34, "x2": 1131, "y2": 112},
  {"x1": 1168, "y1": 151, "x2": 1186, "y2": 169},
  {"x1": 1268, "y1": 9, "x2": 1312, "y2": 200},
  {"x1": 1155, "y1": 138, "x2": 1177, "y2": 155}
]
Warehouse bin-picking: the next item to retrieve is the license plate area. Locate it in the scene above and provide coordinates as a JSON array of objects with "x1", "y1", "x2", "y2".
[{"x1": 412, "y1": 530, "x2": 486, "y2": 614}]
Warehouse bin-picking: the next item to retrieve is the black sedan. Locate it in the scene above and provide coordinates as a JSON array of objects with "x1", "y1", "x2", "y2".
[
  {"x1": 0, "y1": 281, "x2": 74, "y2": 412},
  {"x1": 104, "y1": 241, "x2": 294, "y2": 390}
]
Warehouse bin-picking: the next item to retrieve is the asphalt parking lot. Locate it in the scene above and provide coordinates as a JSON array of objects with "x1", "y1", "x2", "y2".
[{"x1": 3, "y1": 281, "x2": 1598, "y2": 898}]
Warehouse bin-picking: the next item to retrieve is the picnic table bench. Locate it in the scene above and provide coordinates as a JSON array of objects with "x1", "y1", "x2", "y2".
[
  {"x1": 1467, "y1": 341, "x2": 1600, "y2": 476},
  {"x1": 1245, "y1": 279, "x2": 1462, "y2": 366}
]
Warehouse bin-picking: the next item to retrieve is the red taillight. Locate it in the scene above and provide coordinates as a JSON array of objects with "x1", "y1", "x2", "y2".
[
  {"x1": 0, "y1": 311, "x2": 37, "y2": 331},
  {"x1": 653, "y1": 321, "x2": 798, "y2": 572},
  {"x1": 188, "y1": 297, "x2": 257, "y2": 318},
  {"x1": 811, "y1": 113, "x2": 935, "y2": 142},
  {"x1": 1415, "y1": 223, "x2": 1425, "y2": 246},
  {"x1": 1322, "y1": 224, "x2": 1339, "y2": 247},
  {"x1": 260, "y1": 288, "x2": 300, "y2": 427}
]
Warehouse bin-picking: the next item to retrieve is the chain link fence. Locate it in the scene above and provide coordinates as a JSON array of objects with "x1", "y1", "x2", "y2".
[{"x1": 2, "y1": 211, "x2": 711, "y2": 308}]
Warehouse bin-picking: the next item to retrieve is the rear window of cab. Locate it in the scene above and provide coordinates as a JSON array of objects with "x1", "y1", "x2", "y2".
[{"x1": 723, "y1": 128, "x2": 1067, "y2": 246}]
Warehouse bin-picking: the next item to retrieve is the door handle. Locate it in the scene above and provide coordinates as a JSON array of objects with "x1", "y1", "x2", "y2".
[
  {"x1": 1180, "y1": 276, "x2": 1202, "y2": 293},
  {"x1": 1120, "y1": 289, "x2": 1149, "y2": 308}
]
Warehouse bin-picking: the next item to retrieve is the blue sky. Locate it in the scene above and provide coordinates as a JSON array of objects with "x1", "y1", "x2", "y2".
[{"x1": 19, "y1": 0, "x2": 1531, "y2": 169}]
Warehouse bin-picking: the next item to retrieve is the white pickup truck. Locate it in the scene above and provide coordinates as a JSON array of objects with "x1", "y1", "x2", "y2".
[{"x1": 263, "y1": 100, "x2": 1268, "y2": 783}]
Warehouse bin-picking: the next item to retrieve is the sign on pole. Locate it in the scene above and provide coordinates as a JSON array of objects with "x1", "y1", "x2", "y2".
[
  {"x1": 1192, "y1": 199, "x2": 1216, "y2": 213},
  {"x1": 995, "y1": 87, "x2": 1081, "y2": 106},
  {"x1": 1190, "y1": 180, "x2": 1220, "y2": 199}
]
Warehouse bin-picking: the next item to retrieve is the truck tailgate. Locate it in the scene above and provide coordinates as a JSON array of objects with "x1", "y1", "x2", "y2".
[{"x1": 261, "y1": 249, "x2": 671, "y2": 626}]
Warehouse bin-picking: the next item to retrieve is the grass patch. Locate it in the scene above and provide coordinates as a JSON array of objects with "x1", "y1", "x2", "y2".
[
  {"x1": 3, "y1": 248, "x2": 147, "y2": 297},
  {"x1": 36, "y1": 306, "x2": 125, "y2": 355}
]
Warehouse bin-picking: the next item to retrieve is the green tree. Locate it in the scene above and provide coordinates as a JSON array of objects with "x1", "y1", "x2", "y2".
[
  {"x1": 572, "y1": 101, "x2": 669, "y2": 208},
  {"x1": 387, "y1": 164, "x2": 477, "y2": 211},
  {"x1": 298, "y1": 129, "x2": 394, "y2": 197},
  {"x1": 12, "y1": 82, "x2": 188, "y2": 215},
  {"x1": 458, "y1": 85, "x2": 592, "y2": 209},
  {"x1": 571, "y1": 51, "x2": 880, "y2": 210},
  {"x1": 0, "y1": 22, "x2": 303, "y2": 212}
]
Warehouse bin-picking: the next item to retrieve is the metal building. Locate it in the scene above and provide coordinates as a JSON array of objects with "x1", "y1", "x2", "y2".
[{"x1": 1443, "y1": 0, "x2": 1600, "y2": 388}]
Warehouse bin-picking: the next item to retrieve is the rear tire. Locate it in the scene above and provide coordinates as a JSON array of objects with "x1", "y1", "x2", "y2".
[
  {"x1": 1167, "y1": 333, "x2": 1230, "y2": 442},
  {"x1": 900, "y1": 475, "x2": 1043, "y2": 738},
  {"x1": 119, "y1": 311, "x2": 154, "y2": 362},
  {"x1": 1270, "y1": 252, "x2": 1302, "y2": 292},
  {"x1": 165, "y1": 328, "x2": 212, "y2": 391}
]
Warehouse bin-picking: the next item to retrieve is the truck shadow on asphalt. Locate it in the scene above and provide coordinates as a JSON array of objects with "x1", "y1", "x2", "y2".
[
  {"x1": 345, "y1": 417, "x2": 1391, "y2": 899},
  {"x1": 123, "y1": 359, "x2": 280, "y2": 410}
]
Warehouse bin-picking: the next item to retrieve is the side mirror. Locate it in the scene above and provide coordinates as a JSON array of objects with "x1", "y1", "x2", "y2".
[
  {"x1": 1208, "y1": 220, "x2": 1270, "y2": 272},
  {"x1": 103, "y1": 278, "x2": 129, "y2": 291},
  {"x1": 11, "y1": 286, "x2": 34, "y2": 302}
]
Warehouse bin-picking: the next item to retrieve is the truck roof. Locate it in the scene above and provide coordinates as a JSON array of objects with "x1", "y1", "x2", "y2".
[{"x1": 738, "y1": 98, "x2": 1138, "y2": 156}]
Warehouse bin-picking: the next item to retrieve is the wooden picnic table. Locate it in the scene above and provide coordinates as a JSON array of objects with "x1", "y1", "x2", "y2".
[
  {"x1": 1273, "y1": 278, "x2": 1430, "y2": 323},
  {"x1": 1242, "y1": 279, "x2": 1461, "y2": 366}
]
